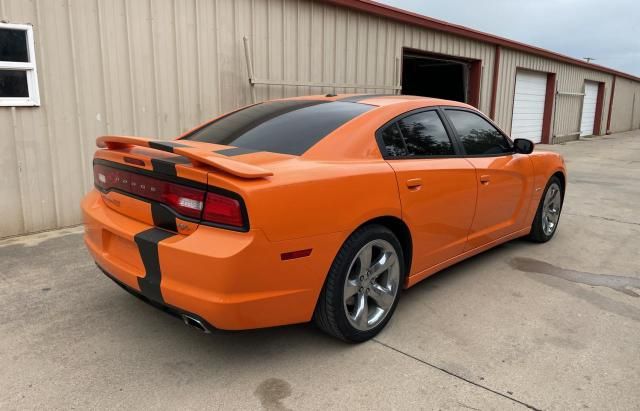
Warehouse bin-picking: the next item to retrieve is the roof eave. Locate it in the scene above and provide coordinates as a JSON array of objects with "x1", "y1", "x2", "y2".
[{"x1": 325, "y1": 0, "x2": 640, "y2": 82}]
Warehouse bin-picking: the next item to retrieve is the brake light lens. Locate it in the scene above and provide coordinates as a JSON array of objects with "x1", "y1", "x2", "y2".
[
  {"x1": 94, "y1": 164, "x2": 245, "y2": 229},
  {"x1": 202, "y1": 192, "x2": 244, "y2": 227},
  {"x1": 93, "y1": 164, "x2": 245, "y2": 228},
  {"x1": 162, "y1": 184, "x2": 204, "y2": 219}
]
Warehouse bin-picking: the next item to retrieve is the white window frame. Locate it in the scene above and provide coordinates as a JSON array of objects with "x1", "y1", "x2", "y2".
[{"x1": 0, "y1": 22, "x2": 40, "y2": 107}]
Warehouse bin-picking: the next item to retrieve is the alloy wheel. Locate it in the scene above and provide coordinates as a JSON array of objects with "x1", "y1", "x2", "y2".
[
  {"x1": 343, "y1": 239, "x2": 400, "y2": 331},
  {"x1": 542, "y1": 182, "x2": 562, "y2": 236}
]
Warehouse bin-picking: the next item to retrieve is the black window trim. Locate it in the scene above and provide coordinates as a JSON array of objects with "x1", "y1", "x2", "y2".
[
  {"x1": 440, "y1": 106, "x2": 516, "y2": 158},
  {"x1": 375, "y1": 107, "x2": 464, "y2": 160}
]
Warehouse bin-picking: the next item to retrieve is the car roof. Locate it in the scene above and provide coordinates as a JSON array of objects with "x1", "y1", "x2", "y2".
[
  {"x1": 178, "y1": 94, "x2": 481, "y2": 162},
  {"x1": 277, "y1": 93, "x2": 474, "y2": 109},
  {"x1": 296, "y1": 94, "x2": 481, "y2": 161}
]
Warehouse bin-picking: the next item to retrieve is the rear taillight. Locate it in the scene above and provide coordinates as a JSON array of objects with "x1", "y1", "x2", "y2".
[
  {"x1": 162, "y1": 184, "x2": 204, "y2": 219},
  {"x1": 94, "y1": 164, "x2": 246, "y2": 230},
  {"x1": 202, "y1": 192, "x2": 244, "y2": 228}
]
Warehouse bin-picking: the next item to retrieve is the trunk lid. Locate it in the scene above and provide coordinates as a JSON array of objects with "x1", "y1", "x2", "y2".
[{"x1": 92, "y1": 136, "x2": 290, "y2": 235}]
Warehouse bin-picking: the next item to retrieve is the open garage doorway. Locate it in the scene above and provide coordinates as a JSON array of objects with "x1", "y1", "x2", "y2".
[{"x1": 401, "y1": 49, "x2": 481, "y2": 107}]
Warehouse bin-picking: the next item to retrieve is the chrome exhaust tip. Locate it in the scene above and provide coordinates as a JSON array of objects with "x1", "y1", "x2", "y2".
[{"x1": 181, "y1": 314, "x2": 211, "y2": 334}]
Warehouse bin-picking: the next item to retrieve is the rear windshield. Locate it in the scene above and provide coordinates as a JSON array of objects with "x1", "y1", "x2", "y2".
[{"x1": 182, "y1": 100, "x2": 373, "y2": 155}]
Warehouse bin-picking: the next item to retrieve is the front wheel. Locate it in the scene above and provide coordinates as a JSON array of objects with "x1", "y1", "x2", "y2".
[
  {"x1": 528, "y1": 176, "x2": 564, "y2": 242},
  {"x1": 314, "y1": 224, "x2": 405, "y2": 342}
]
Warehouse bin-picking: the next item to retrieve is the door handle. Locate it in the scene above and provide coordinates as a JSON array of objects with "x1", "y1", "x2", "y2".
[
  {"x1": 480, "y1": 174, "x2": 491, "y2": 184},
  {"x1": 406, "y1": 178, "x2": 423, "y2": 189}
]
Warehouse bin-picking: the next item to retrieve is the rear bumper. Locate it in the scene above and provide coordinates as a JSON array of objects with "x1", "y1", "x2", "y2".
[
  {"x1": 82, "y1": 189, "x2": 344, "y2": 330},
  {"x1": 96, "y1": 263, "x2": 216, "y2": 332}
]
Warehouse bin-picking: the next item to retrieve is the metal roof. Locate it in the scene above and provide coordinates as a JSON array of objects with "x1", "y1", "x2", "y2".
[{"x1": 326, "y1": 0, "x2": 640, "y2": 82}]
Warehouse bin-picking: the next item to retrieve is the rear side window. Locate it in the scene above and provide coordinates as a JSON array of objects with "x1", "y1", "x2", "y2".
[
  {"x1": 380, "y1": 123, "x2": 408, "y2": 157},
  {"x1": 445, "y1": 109, "x2": 513, "y2": 155},
  {"x1": 380, "y1": 110, "x2": 454, "y2": 157},
  {"x1": 183, "y1": 100, "x2": 372, "y2": 155},
  {"x1": 397, "y1": 111, "x2": 454, "y2": 156}
]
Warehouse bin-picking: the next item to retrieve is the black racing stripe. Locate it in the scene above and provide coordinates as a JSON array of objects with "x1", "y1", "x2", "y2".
[
  {"x1": 148, "y1": 141, "x2": 189, "y2": 153},
  {"x1": 96, "y1": 263, "x2": 217, "y2": 331},
  {"x1": 150, "y1": 158, "x2": 177, "y2": 176},
  {"x1": 134, "y1": 228, "x2": 176, "y2": 303},
  {"x1": 215, "y1": 147, "x2": 259, "y2": 156},
  {"x1": 157, "y1": 155, "x2": 191, "y2": 164},
  {"x1": 150, "y1": 156, "x2": 190, "y2": 176},
  {"x1": 151, "y1": 203, "x2": 178, "y2": 232},
  {"x1": 336, "y1": 94, "x2": 394, "y2": 102}
]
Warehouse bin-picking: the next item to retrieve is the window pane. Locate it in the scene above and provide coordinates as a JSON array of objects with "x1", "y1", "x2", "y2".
[
  {"x1": 397, "y1": 111, "x2": 454, "y2": 156},
  {"x1": 0, "y1": 28, "x2": 29, "y2": 62},
  {"x1": 0, "y1": 70, "x2": 29, "y2": 97},
  {"x1": 445, "y1": 110, "x2": 513, "y2": 155},
  {"x1": 380, "y1": 123, "x2": 407, "y2": 157},
  {"x1": 184, "y1": 100, "x2": 373, "y2": 155}
]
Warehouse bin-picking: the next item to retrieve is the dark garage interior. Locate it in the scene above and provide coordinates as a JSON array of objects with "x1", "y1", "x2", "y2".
[{"x1": 401, "y1": 50, "x2": 473, "y2": 104}]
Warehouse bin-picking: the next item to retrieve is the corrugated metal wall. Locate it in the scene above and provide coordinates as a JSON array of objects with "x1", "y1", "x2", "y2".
[
  {"x1": 0, "y1": 0, "x2": 638, "y2": 237},
  {"x1": 610, "y1": 76, "x2": 640, "y2": 133},
  {"x1": 246, "y1": 0, "x2": 496, "y2": 113},
  {"x1": 495, "y1": 48, "x2": 614, "y2": 143},
  {"x1": 0, "y1": 0, "x2": 249, "y2": 237}
]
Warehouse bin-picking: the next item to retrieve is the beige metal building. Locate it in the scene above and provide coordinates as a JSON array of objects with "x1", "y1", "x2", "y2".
[{"x1": 1, "y1": 0, "x2": 639, "y2": 238}]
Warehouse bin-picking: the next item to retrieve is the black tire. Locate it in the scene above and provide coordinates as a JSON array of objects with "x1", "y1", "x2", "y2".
[
  {"x1": 527, "y1": 175, "x2": 564, "y2": 243},
  {"x1": 313, "y1": 224, "x2": 405, "y2": 343}
]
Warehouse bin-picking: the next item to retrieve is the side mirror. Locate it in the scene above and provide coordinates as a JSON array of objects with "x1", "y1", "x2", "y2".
[{"x1": 513, "y1": 138, "x2": 534, "y2": 154}]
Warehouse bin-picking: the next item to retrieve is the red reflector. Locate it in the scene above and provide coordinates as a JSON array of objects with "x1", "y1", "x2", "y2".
[
  {"x1": 281, "y1": 249, "x2": 312, "y2": 260},
  {"x1": 203, "y1": 192, "x2": 244, "y2": 227}
]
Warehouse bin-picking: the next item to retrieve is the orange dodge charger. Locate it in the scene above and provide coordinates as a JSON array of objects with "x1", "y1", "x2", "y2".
[{"x1": 82, "y1": 94, "x2": 566, "y2": 342}]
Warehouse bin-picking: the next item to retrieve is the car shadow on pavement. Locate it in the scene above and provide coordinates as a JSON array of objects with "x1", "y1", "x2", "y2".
[
  {"x1": 93, "y1": 238, "x2": 532, "y2": 366},
  {"x1": 2, "y1": 229, "x2": 532, "y2": 378}
]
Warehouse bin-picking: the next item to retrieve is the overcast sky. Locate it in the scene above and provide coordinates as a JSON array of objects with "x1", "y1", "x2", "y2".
[{"x1": 378, "y1": 0, "x2": 640, "y2": 76}]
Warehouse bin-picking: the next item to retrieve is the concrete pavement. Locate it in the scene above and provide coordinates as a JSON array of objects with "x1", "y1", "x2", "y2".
[{"x1": 1, "y1": 131, "x2": 639, "y2": 410}]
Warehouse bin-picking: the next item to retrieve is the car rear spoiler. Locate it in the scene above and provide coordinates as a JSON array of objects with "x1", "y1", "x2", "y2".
[{"x1": 96, "y1": 135, "x2": 273, "y2": 179}]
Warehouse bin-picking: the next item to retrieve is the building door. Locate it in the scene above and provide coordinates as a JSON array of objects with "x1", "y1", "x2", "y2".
[
  {"x1": 580, "y1": 81, "x2": 599, "y2": 136},
  {"x1": 511, "y1": 71, "x2": 548, "y2": 143},
  {"x1": 401, "y1": 49, "x2": 481, "y2": 107}
]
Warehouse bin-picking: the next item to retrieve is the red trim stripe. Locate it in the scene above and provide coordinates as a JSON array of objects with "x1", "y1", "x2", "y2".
[
  {"x1": 541, "y1": 73, "x2": 556, "y2": 144},
  {"x1": 593, "y1": 82, "x2": 606, "y2": 135},
  {"x1": 489, "y1": 46, "x2": 501, "y2": 119},
  {"x1": 606, "y1": 76, "x2": 617, "y2": 134}
]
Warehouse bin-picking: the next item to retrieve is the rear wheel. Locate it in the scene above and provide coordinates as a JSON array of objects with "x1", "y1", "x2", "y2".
[
  {"x1": 314, "y1": 224, "x2": 405, "y2": 342},
  {"x1": 528, "y1": 176, "x2": 564, "y2": 242}
]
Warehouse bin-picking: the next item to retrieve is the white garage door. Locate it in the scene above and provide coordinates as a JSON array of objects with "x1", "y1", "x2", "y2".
[
  {"x1": 511, "y1": 71, "x2": 548, "y2": 143},
  {"x1": 580, "y1": 82, "x2": 599, "y2": 136}
]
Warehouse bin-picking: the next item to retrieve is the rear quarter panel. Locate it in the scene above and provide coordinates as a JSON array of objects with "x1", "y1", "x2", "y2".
[
  {"x1": 198, "y1": 158, "x2": 401, "y2": 323},
  {"x1": 241, "y1": 159, "x2": 402, "y2": 242}
]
